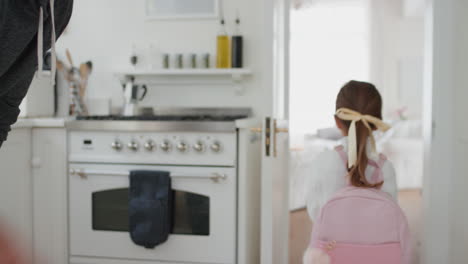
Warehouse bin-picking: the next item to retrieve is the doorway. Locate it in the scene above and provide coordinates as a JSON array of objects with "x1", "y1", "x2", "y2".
[{"x1": 286, "y1": 0, "x2": 425, "y2": 263}]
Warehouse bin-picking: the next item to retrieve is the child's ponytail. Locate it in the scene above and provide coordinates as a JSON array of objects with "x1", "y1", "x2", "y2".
[
  {"x1": 335, "y1": 81, "x2": 390, "y2": 188},
  {"x1": 348, "y1": 121, "x2": 383, "y2": 188}
]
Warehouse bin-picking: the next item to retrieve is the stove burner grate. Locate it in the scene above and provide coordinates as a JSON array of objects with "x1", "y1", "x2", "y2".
[{"x1": 76, "y1": 115, "x2": 248, "y2": 122}]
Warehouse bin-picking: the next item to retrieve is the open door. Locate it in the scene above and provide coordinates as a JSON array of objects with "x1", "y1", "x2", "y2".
[
  {"x1": 252, "y1": 118, "x2": 289, "y2": 264},
  {"x1": 256, "y1": 0, "x2": 291, "y2": 263}
]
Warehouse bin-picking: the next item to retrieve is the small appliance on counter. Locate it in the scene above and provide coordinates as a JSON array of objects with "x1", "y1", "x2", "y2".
[
  {"x1": 19, "y1": 71, "x2": 55, "y2": 118},
  {"x1": 122, "y1": 77, "x2": 147, "y2": 116}
]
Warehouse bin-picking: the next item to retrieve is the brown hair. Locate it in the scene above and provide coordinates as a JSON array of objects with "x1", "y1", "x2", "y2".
[{"x1": 336, "y1": 80, "x2": 383, "y2": 188}]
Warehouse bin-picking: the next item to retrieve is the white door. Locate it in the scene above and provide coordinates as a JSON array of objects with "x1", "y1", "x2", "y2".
[
  {"x1": 259, "y1": 0, "x2": 290, "y2": 262},
  {"x1": 258, "y1": 118, "x2": 290, "y2": 264}
]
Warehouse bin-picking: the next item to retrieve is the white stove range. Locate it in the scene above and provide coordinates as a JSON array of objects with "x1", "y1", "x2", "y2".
[
  {"x1": 67, "y1": 109, "x2": 249, "y2": 264},
  {"x1": 68, "y1": 131, "x2": 236, "y2": 166}
]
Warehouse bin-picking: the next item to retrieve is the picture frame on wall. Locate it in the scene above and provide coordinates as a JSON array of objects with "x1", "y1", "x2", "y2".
[{"x1": 145, "y1": 0, "x2": 220, "y2": 20}]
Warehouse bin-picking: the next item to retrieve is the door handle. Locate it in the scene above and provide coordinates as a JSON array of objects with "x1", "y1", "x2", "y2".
[
  {"x1": 250, "y1": 127, "x2": 288, "y2": 134},
  {"x1": 251, "y1": 118, "x2": 289, "y2": 157},
  {"x1": 273, "y1": 119, "x2": 288, "y2": 157},
  {"x1": 69, "y1": 168, "x2": 227, "y2": 183},
  {"x1": 250, "y1": 118, "x2": 272, "y2": 156},
  {"x1": 250, "y1": 127, "x2": 263, "y2": 133}
]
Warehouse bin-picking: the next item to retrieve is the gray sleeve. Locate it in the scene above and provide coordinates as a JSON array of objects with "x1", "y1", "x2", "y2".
[
  {"x1": 0, "y1": 0, "x2": 73, "y2": 146},
  {"x1": 306, "y1": 149, "x2": 347, "y2": 221},
  {"x1": 381, "y1": 161, "x2": 398, "y2": 200}
]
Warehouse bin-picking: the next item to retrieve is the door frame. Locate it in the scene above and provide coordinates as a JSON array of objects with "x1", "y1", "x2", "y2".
[
  {"x1": 421, "y1": 0, "x2": 455, "y2": 263},
  {"x1": 262, "y1": 0, "x2": 290, "y2": 119},
  {"x1": 260, "y1": 0, "x2": 291, "y2": 263},
  {"x1": 264, "y1": 0, "x2": 448, "y2": 263}
]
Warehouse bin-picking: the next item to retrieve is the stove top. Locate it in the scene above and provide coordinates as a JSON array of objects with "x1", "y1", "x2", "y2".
[{"x1": 76, "y1": 114, "x2": 248, "y2": 122}]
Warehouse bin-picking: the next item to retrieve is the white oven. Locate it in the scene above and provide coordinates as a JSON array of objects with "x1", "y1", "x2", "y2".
[{"x1": 67, "y1": 129, "x2": 238, "y2": 264}]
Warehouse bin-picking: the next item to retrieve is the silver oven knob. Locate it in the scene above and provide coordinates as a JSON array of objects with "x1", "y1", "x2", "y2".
[
  {"x1": 127, "y1": 141, "x2": 139, "y2": 151},
  {"x1": 210, "y1": 141, "x2": 222, "y2": 153},
  {"x1": 144, "y1": 140, "x2": 156, "y2": 151},
  {"x1": 177, "y1": 141, "x2": 187, "y2": 152},
  {"x1": 160, "y1": 140, "x2": 172, "y2": 152},
  {"x1": 193, "y1": 141, "x2": 205, "y2": 152},
  {"x1": 111, "y1": 140, "x2": 123, "y2": 151}
]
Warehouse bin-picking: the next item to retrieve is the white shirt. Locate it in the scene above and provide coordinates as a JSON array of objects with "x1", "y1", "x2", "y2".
[{"x1": 305, "y1": 137, "x2": 397, "y2": 221}]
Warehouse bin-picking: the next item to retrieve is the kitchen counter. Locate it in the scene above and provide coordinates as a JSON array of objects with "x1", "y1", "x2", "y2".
[
  {"x1": 12, "y1": 117, "x2": 69, "y2": 128},
  {"x1": 10, "y1": 117, "x2": 255, "y2": 131},
  {"x1": 10, "y1": 114, "x2": 256, "y2": 131}
]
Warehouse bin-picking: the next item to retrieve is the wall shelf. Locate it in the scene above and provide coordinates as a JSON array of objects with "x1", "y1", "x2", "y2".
[
  {"x1": 115, "y1": 68, "x2": 252, "y2": 95},
  {"x1": 115, "y1": 68, "x2": 252, "y2": 80}
]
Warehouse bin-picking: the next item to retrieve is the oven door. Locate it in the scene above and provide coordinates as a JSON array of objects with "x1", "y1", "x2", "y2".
[{"x1": 69, "y1": 163, "x2": 236, "y2": 264}]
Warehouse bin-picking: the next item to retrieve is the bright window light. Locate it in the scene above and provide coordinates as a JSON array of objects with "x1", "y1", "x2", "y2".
[{"x1": 289, "y1": 0, "x2": 370, "y2": 146}]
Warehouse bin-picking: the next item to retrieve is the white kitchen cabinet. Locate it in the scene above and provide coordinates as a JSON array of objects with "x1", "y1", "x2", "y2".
[
  {"x1": 32, "y1": 128, "x2": 67, "y2": 264},
  {"x1": 0, "y1": 124, "x2": 68, "y2": 264},
  {"x1": 0, "y1": 128, "x2": 33, "y2": 258}
]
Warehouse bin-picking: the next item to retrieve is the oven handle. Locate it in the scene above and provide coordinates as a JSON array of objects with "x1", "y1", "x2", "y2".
[{"x1": 69, "y1": 168, "x2": 228, "y2": 183}]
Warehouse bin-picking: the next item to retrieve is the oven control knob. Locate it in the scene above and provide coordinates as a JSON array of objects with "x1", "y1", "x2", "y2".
[
  {"x1": 193, "y1": 141, "x2": 205, "y2": 152},
  {"x1": 144, "y1": 140, "x2": 156, "y2": 151},
  {"x1": 210, "y1": 141, "x2": 222, "y2": 153},
  {"x1": 177, "y1": 141, "x2": 188, "y2": 152},
  {"x1": 160, "y1": 141, "x2": 172, "y2": 152},
  {"x1": 111, "y1": 140, "x2": 123, "y2": 151},
  {"x1": 127, "y1": 141, "x2": 139, "y2": 151}
]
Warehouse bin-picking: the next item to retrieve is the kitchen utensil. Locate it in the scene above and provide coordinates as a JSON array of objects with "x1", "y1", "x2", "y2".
[
  {"x1": 57, "y1": 52, "x2": 91, "y2": 116},
  {"x1": 79, "y1": 61, "x2": 93, "y2": 98},
  {"x1": 122, "y1": 78, "x2": 148, "y2": 116},
  {"x1": 66, "y1": 49, "x2": 74, "y2": 68}
]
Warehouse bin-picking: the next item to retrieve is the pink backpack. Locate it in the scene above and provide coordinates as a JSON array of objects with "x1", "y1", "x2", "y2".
[{"x1": 303, "y1": 146, "x2": 412, "y2": 264}]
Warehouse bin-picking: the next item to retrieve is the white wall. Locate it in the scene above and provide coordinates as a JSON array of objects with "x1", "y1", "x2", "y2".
[
  {"x1": 423, "y1": 0, "x2": 468, "y2": 262},
  {"x1": 56, "y1": 0, "x2": 425, "y2": 120},
  {"x1": 55, "y1": 0, "x2": 270, "y2": 117},
  {"x1": 370, "y1": 0, "x2": 425, "y2": 119}
]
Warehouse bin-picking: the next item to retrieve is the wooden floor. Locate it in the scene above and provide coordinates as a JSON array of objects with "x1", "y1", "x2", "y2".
[
  {"x1": 289, "y1": 189, "x2": 422, "y2": 264},
  {"x1": 289, "y1": 208, "x2": 313, "y2": 264}
]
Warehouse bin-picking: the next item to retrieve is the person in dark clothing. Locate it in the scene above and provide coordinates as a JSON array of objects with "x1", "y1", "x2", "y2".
[{"x1": 0, "y1": 0, "x2": 73, "y2": 148}]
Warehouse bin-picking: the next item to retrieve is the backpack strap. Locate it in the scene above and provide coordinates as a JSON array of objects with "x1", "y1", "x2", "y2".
[
  {"x1": 335, "y1": 146, "x2": 352, "y2": 186},
  {"x1": 378, "y1": 153, "x2": 387, "y2": 167},
  {"x1": 335, "y1": 146, "x2": 387, "y2": 189},
  {"x1": 369, "y1": 154, "x2": 387, "y2": 188}
]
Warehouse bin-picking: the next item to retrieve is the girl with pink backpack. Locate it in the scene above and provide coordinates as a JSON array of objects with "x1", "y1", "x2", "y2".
[{"x1": 304, "y1": 81, "x2": 412, "y2": 264}]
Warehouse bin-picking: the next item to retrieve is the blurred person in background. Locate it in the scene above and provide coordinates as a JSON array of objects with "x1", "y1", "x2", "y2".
[{"x1": 0, "y1": 0, "x2": 73, "y2": 262}]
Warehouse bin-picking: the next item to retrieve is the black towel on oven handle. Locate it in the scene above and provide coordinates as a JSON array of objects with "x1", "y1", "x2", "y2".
[{"x1": 129, "y1": 170, "x2": 172, "y2": 249}]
